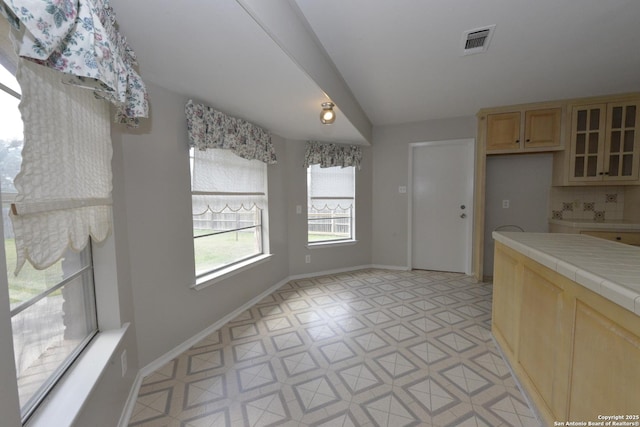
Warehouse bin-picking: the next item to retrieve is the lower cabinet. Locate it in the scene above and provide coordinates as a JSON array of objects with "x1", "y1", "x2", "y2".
[{"x1": 492, "y1": 242, "x2": 640, "y2": 424}]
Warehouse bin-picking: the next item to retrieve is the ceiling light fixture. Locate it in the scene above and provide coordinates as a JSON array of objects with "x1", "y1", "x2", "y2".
[{"x1": 320, "y1": 102, "x2": 336, "y2": 124}]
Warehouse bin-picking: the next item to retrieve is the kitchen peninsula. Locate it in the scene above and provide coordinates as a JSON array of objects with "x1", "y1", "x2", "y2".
[{"x1": 491, "y1": 232, "x2": 640, "y2": 425}]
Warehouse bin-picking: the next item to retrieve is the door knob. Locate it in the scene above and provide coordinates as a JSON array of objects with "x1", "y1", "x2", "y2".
[{"x1": 460, "y1": 213, "x2": 467, "y2": 218}]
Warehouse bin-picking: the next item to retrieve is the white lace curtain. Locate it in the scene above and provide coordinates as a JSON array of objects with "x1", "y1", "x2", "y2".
[
  {"x1": 303, "y1": 141, "x2": 362, "y2": 169},
  {"x1": 185, "y1": 99, "x2": 277, "y2": 164},
  {"x1": 308, "y1": 164, "x2": 355, "y2": 211},
  {"x1": 1, "y1": 0, "x2": 148, "y2": 126},
  {"x1": 191, "y1": 148, "x2": 267, "y2": 214},
  {"x1": 10, "y1": 58, "x2": 112, "y2": 273}
]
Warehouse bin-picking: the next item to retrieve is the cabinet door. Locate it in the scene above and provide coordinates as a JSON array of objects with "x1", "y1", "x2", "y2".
[
  {"x1": 524, "y1": 108, "x2": 562, "y2": 149},
  {"x1": 604, "y1": 102, "x2": 640, "y2": 181},
  {"x1": 569, "y1": 104, "x2": 606, "y2": 181},
  {"x1": 487, "y1": 112, "x2": 521, "y2": 152},
  {"x1": 569, "y1": 301, "x2": 640, "y2": 419}
]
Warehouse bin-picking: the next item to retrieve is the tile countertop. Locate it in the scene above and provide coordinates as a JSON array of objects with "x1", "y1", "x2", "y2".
[
  {"x1": 492, "y1": 231, "x2": 640, "y2": 316},
  {"x1": 548, "y1": 218, "x2": 640, "y2": 230}
]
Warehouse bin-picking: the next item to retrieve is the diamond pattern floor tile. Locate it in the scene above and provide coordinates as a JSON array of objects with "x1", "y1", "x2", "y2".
[
  {"x1": 363, "y1": 392, "x2": 420, "y2": 427},
  {"x1": 282, "y1": 351, "x2": 319, "y2": 377},
  {"x1": 243, "y1": 391, "x2": 290, "y2": 427},
  {"x1": 294, "y1": 376, "x2": 340, "y2": 412},
  {"x1": 404, "y1": 377, "x2": 460, "y2": 415},
  {"x1": 375, "y1": 351, "x2": 418, "y2": 378},
  {"x1": 237, "y1": 362, "x2": 276, "y2": 392},
  {"x1": 338, "y1": 363, "x2": 382, "y2": 393},
  {"x1": 129, "y1": 269, "x2": 537, "y2": 427},
  {"x1": 441, "y1": 364, "x2": 491, "y2": 395}
]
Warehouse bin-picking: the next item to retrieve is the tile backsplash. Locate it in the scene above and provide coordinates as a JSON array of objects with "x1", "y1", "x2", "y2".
[{"x1": 550, "y1": 186, "x2": 625, "y2": 221}]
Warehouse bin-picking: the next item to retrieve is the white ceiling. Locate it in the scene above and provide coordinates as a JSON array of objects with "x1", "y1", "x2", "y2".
[
  {"x1": 294, "y1": 0, "x2": 640, "y2": 125},
  {"x1": 110, "y1": 0, "x2": 640, "y2": 144}
]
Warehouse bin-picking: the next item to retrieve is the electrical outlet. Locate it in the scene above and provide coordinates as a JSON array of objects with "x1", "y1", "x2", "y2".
[
  {"x1": 502, "y1": 199, "x2": 510, "y2": 209},
  {"x1": 120, "y1": 349, "x2": 127, "y2": 377},
  {"x1": 305, "y1": 255, "x2": 311, "y2": 264},
  {"x1": 296, "y1": 205, "x2": 302, "y2": 214},
  {"x1": 398, "y1": 186, "x2": 407, "y2": 194}
]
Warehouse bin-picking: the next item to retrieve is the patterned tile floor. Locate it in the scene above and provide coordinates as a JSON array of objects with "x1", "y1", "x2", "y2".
[{"x1": 128, "y1": 269, "x2": 540, "y2": 427}]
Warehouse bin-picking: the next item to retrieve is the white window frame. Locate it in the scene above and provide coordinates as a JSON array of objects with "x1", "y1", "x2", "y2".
[
  {"x1": 307, "y1": 165, "x2": 356, "y2": 246},
  {"x1": 189, "y1": 148, "x2": 271, "y2": 288},
  {"x1": 0, "y1": 57, "x2": 101, "y2": 424}
]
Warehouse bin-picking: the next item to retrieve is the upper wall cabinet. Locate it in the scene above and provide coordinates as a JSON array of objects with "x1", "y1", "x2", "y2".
[
  {"x1": 484, "y1": 107, "x2": 563, "y2": 154},
  {"x1": 569, "y1": 102, "x2": 639, "y2": 182},
  {"x1": 553, "y1": 95, "x2": 640, "y2": 186}
]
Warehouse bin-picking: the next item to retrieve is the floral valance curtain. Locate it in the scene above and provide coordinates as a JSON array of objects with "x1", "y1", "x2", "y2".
[
  {"x1": 185, "y1": 99, "x2": 277, "y2": 165},
  {"x1": 1, "y1": 0, "x2": 148, "y2": 126},
  {"x1": 303, "y1": 141, "x2": 362, "y2": 169}
]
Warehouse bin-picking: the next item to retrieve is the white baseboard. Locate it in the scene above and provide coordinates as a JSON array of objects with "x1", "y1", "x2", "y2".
[
  {"x1": 288, "y1": 264, "x2": 374, "y2": 281},
  {"x1": 117, "y1": 372, "x2": 143, "y2": 427},
  {"x1": 118, "y1": 263, "x2": 410, "y2": 425},
  {"x1": 370, "y1": 264, "x2": 411, "y2": 271}
]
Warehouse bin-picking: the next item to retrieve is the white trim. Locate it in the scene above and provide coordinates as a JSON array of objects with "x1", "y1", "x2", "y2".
[
  {"x1": 307, "y1": 239, "x2": 358, "y2": 249},
  {"x1": 117, "y1": 371, "x2": 143, "y2": 427},
  {"x1": 191, "y1": 254, "x2": 273, "y2": 291},
  {"x1": 288, "y1": 264, "x2": 373, "y2": 281},
  {"x1": 370, "y1": 264, "x2": 411, "y2": 271},
  {"x1": 408, "y1": 139, "x2": 475, "y2": 276},
  {"x1": 26, "y1": 324, "x2": 129, "y2": 427}
]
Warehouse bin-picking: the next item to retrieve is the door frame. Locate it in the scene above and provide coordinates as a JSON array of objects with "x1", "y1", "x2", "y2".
[{"x1": 407, "y1": 138, "x2": 476, "y2": 275}]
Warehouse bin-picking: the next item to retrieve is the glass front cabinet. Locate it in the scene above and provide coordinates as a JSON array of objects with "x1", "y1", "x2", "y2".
[{"x1": 569, "y1": 101, "x2": 640, "y2": 182}]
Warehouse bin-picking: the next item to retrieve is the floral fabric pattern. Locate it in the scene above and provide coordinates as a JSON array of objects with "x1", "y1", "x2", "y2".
[
  {"x1": 185, "y1": 99, "x2": 277, "y2": 165},
  {"x1": 303, "y1": 140, "x2": 362, "y2": 169},
  {"x1": 1, "y1": 0, "x2": 148, "y2": 126}
]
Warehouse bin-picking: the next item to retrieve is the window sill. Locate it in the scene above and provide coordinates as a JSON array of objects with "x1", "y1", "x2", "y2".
[
  {"x1": 191, "y1": 254, "x2": 273, "y2": 291},
  {"x1": 25, "y1": 323, "x2": 129, "y2": 427},
  {"x1": 307, "y1": 239, "x2": 358, "y2": 249}
]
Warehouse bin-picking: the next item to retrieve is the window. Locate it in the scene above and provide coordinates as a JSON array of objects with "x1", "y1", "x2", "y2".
[
  {"x1": 0, "y1": 59, "x2": 97, "y2": 421},
  {"x1": 190, "y1": 148, "x2": 268, "y2": 277},
  {"x1": 307, "y1": 164, "x2": 355, "y2": 243}
]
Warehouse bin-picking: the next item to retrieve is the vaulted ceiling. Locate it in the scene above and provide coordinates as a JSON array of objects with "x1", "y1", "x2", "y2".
[{"x1": 110, "y1": 0, "x2": 640, "y2": 145}]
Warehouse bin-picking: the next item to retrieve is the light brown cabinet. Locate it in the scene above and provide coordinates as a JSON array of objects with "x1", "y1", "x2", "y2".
[
  {"x1": 486, "y1": 107, "x2": 562, "y2": 153},
  {"x1": 568, "y1": 101, "x2": 640, "y2": 182},
  {"x1": 493, "y1": 242, "x2": 640, "y2": 424}
]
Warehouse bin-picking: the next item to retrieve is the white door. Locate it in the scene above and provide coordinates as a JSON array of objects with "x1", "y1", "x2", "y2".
[{"x1": 411, "y1": 139, "x2": 474, "y2": 274}]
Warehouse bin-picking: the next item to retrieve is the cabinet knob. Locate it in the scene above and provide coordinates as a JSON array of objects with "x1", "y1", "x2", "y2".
[
  {"x1": 616, "y1": 236, "x2": 622, "y2": 241},
  {"x1": 515, "y1": 139, "x2": 520, "y2": 143},
  {"x1": 526, "y1": 139, "x2": 530, "y2": 142}
]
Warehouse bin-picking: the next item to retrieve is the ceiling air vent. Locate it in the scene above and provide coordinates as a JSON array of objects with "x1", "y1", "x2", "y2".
[{"x1": 461, "y1": 25, "x2": 496, "y2": 56}]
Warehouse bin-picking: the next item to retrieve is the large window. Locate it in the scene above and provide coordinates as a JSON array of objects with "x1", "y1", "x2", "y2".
[
  {"x1": 1, "y1": 58, "x2": 97, "y2": 421},
  {"x1": 307, "y1": 164, "x2": 355, "y2": 243},
  {"x1": 190, "y1": 148, "x2": 267, "y2": 277}
]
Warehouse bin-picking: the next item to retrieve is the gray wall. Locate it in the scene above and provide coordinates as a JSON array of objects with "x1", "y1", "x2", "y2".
[
  {"x1": 483, "y1": 153, "x2": 553, "y2": 276},
  {"x1": 110, "y1": 83, "x2": 292, "y2": 367},
  {"x1": 371, "y1": 116, "x2": 477, "y2": 268}
]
